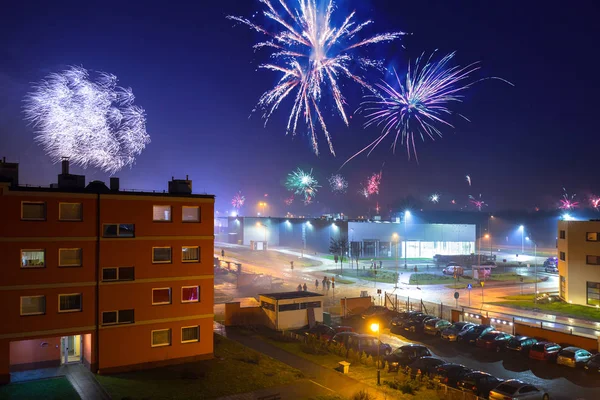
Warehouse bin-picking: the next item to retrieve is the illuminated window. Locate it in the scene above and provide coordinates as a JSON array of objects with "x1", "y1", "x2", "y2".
[
  {"x1": 102, "y1": 309, "x2": 134, "y2": 325},
  {"x1": 152, "y1": 288, "x2": 171, "y2": 305},
  {"x1": 587, "y1": 282, "x2": 600, "y2": 306},
  {"x1": 587, "y1": 232, "x2": 599, "y2": 242},
  {"x1": 103, "y1": 224, "x2": 135, "y2": 238},
  {"x1": 59, "y1": 294, "x2": 82, "y2": 312},
  {"x1": 152, "y1": 247, "x2": 172, "y2": 263},
  {"x1": 182, "y1": 206, "x2": 200, "y2": 222},
  {"x1": 151, "y1": 329, "x2": 171, "y2": 347},
  {"x1": 20, "y1": 296, "x2": 46, "y2": 316},
  {"x1": 181, "y1": 286, "x2": 199, "y2": 303},
  {"x1": 59, "y1": 203, "x2": 82, "y2": 221},
  {"x1": 21, "y1": 202, "x2": 46, "y2": 221},
  {"x1": 181, "y1": 326, "x2": 199, "y2": 343},
  {"x1": 182, "y1": 246, "x2": 200, "y2": 262},
  {"x1": 21, "y1": 250, "x2": 45, "y2": 268},
  {"x1": 59, "y1": 248, "x2": 82, "y2": 267},
  {"x1": 153, "y1": 205, "x2": 172, "y2": 222}
]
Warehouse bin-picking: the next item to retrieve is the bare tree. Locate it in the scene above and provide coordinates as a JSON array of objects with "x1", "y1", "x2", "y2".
[{"x1": 329, "y1": 236, "x2": 349, "y2": 275}]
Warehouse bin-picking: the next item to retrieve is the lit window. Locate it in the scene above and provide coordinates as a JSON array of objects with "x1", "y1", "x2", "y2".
[
  {"x1": 59, "y1": 203, "x2": 82, "y2": 221},
  {"x1": 58, "y1": 294, "x2": 82, "y2": 312},
  {"x1": 153, "y1": 205, "x2": 172, "y2": 222},
  {"x1": 182, "y1": 246, "x2": 200, "y2": 262},
  {"x1": 21, "y1": 250, "x2": 45, "y2": 268},
  {"x1": 181, "y1": 286, "x2": 199, "y2": 303},
  {"x1": 151, "y1": 329, "x2": 171, "y2": 347},
  {"x1": 182, "y1": 206, "x2": 200, "y2": 222},
  {"x1": 21, "y1": 202, "x2": 46, "y2": 220},
  {"x1": 152, "y1": 247, "x2": 172, "y2": 263},
  {"x1": 152, "y1": 288, "x2": 171, "y2": 305},
  {"x1": 587, "y1": 232, "x2": 599, "y2": 242},
  {"x1": 103, "y1": 224, "x2": 135, "y2": 238},
  {"x1": 181, "y1": 326, "x2": 199, "y2": 343},
  {"x1": 59, "y1": 248, "x2": 82, "y2": 267},
  {"x1": 587, "y1": 282, "x2": 600, "y2": 306},
  {"x1": 20, "y1": 296, "x2": 46, "y2": 316}
]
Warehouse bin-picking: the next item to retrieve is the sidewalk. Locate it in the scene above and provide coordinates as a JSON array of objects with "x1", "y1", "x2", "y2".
[{"x1": 214, "y1": 380, "x2": 333, "y2": 400}]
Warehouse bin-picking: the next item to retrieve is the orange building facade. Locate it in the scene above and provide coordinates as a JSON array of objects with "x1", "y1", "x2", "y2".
[{"x1": 0, "y1": 159, "x2": 214, "y2": 383}]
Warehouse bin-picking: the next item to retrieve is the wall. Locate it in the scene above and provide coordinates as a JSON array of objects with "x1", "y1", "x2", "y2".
[
  {"x1": 9, "y1": 337, "x2": 61, "y2": 370},
  {"x1": 224, "y1": 302, "x2": 269, "y2": 327},
  {"x1": 241, "y1": 217, "x2": 281, "y2": 246},
  {"x1": 83, "y1": 333, "x2": 93, "y2": 369},
  {"x1": 340, "y1": 297, "x2": 372, "y2": 317},
  {"x1": 514, "y1": 322, "x2": 597, "y2": 351}
]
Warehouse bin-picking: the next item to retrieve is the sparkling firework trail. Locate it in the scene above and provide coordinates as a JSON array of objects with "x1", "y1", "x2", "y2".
[
  {"x1": 429, "y1": 193, "x2": 440, "y2": 203},
  {"x1": 24, "y1": 66, "x2": 150, "y2": 174},
  {"x1": 284, "y1": 195, "x2": 295, "y2": 206},
  {"x1": 358, "y1": 186, "x2": 369, "y2": 199},
  {"x1": 228, "y1": 0, "x2": 405, "y2": 155},
  {"x1": 346, "y1": 52, "x2": 512, "y2": 165},
  {"x1": 285, "y1": 168, "x2": 320, "y2": 204},
  {"x1": 559, "y1": 188, "x2": 579, "y2": 210},
  {"x1": 466, "y1": 175, "x2": 471, "y2": 186},
  {"x1": 328, "y1": 174, "x2": 348, "y2": 193},
  {"x1": 366, "y1": 171, "x2": 382, "y2": 195},
  {"x1": 231, "y1": 192, "x2": 246, "y2": 210},
  {"x1": 590, "y1": 196, "x2": 600, "y2": 211},
  {"x1": 469, "y1": 194, "x2": 487, "y2": 211}
]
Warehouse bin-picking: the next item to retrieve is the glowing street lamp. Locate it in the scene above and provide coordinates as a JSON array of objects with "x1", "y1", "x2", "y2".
[
  {"x1": 526, "y1": 236, "x2": 538, "y2": 303},
  {"x1": 258, "y1": 201, "x2": 267, "y2": 216},
  {"x1": 519, "y1": 225, "x2": 524, "y2": 254},
  {"x1": 404, "y1": 211, "x2": 411, "y2": 269},
  {"x1": 484, "y1": 234, "x2": 492, "y2": 257},
  {"x1": 392, "y1": 233, "x2": 399, "y2": 289},
  {"x1": 370, "y1": 323, "x2": 381, "y2": 385}
]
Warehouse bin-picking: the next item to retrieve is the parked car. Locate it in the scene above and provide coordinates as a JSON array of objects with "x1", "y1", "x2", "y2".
[
  {"x1": 489, "y1": 379, "x2": 550, "y2": 400},
  {"x1": 584, "y1": 353, "x2": 600, "y2": 373},
  {"x1": 305, "y1": 324, "x2": 336, "y2": 341},
  {"x1": 544, "y1": 265, "x2": 558, "y2": 273},
  {"x1": 556, "y1": 346, "x2": 592, "y2": 368},
  {"x1": 401, "y1": 314, "x2": 436, "y2": 333},
  {"x1": 347, "y1": 334, "x2": 392, "y2": 357},
  {"x1": 330, "y1": 332, "x2": 358, "y2": 347},
  {"x1": 441, "y1": 322, "x2": 475, "y2": 342},
  {"x1": 424, "y1": 318, "x2": 452, "y2": 336},
  {"x1": 361, "y1": 305, "x2": 396, "y2": 322},
  {"x1": 457, "y1": 371, "x2": 504, "y2": 398},
  {"x1": 432, "y1": 363, "x2": 473, "y2": 388},
  {"x1": 505, "y1": 336, "x2": 538, "y2": 354},
  {"x1": 384, "y1": 344, "x2": 431, "y2": 372},
  {"x1": 457, "y1": 324, "x2": 495, "y2": 345},
  {"x1": 528, "y1": 342, "x2": 561, "y2": 362},
  {"x1": 443, "y1": 264, "x2": 463, "y2": 276},
  {"x1": 390, "y1": 311, "x2": 424, "y2": 329},
  {"x1": 475, "y1": 331, "x2": 514, "y2": 352},
  {"x1": 406, "y1": 357, "x2": 446, "y2": 377}
]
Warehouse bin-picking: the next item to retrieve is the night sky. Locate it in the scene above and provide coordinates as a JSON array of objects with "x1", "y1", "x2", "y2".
[{"x1": 1, "y1": 1, "x2": 599, "y2": 216}]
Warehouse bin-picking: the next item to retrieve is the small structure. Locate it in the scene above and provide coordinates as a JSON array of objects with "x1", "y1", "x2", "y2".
[
  {"x1": 471, "y1": 265, "x2": 496, "y2": 280},
  {"x1": 259, "y1": 291, "x2": 324, "y2": 331}
]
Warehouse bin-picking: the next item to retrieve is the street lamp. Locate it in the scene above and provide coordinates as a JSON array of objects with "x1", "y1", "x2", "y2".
[
  {"x1": 258, "y1": 202, "x2": 267, "y2": 216},
  {"x1": 392, "y1": 233, "x2": 399, "y2": 289},
  {"x1": 484, "y1": 234, "x2": 492, "y2": 257},
  {"x1": 526, "y1": 236, "x2": 538, "y2": 303},
  {"x1": 404, "y1": 211, "x2": 411, "y2": 269},
  {"x1": 519, "y1": 225, "x2": 524, "y2": 254},
  {"x1": 370, "y1": 322, "x2": 381, "y2": 385}
]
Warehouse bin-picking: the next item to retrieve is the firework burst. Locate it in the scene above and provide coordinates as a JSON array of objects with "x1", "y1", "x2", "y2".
[
  {"x1": 366, "y1": 171, "x2": 382, "y2": 195},
  {"x1": 358, "y1": 186, "x2": 369, "y2": 199},
  {"x1": 466, "y1": 175, "x2": 472, "y2": 186},
  {"x1": 284, "y1": 195, "x2": 295, "y2": 206},
  {"x1": 559, "y1": 188, "x2": 579, "y2": 210},
  {"x1": 24, "y1": 66, "x2": 150, "y2": 174},
  {"x1": 590, "y1": 196, "x2": 600, "y2": 211},
  {"x1": 285, "y1": 168, "x2": 320, "y2": 204},
  {"x1": 469, "y1": 194, "x2": 487, "y2": 211},
  {"x1": 231, "y1": 192, "x2": 245, "y2": 210},
  {"x1": 429, "y1": 193, "x2": 440, "y2": 203},
  {"x1": 228, "y1": 0, "x2": 405, "y2": 155},
  {"x1": 328, "y1": 173, "x2": 348, "y2": 193}
]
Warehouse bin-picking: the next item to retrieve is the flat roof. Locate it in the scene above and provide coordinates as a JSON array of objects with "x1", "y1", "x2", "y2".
[
  {"x1": 259, "y1": 291, "x2": 324, "y2": 300},
  {"x1": 9, "y1": 185, "x2": 214, "y2": 199}
]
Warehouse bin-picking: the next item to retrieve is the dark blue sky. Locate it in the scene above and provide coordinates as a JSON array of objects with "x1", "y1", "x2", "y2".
[{"x1": 1, "y1": 0, "x2": 598, "y2": 216}]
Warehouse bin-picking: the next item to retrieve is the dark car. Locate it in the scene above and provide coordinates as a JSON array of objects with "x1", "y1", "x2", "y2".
[
  {"x1": 584, "y1": 353, "x2": 600, "y2": 373},
  {"x1": 384, "y1": 344, "x2": 431, "y2": 372},
  {"x1": 347, "y1": 334, "x2": 392, "y2": 357},
  {"x1": 361, "y1": 306, "x2": 396, "y2": 322},
  {"x1": 529, "y1": 342, "x2": 561, "y2": 362},
  {"x1": 406, "y1": 357, "x2": 446, "y2": 377},
  {"x1": 390, "y1": 311, "x2": 424, "y2": 331},
  {"x1": 457, "y1": 371, "x2": 504, "y2": 398},
  {"x1": 401, "y1": 314, "x2": 436, "y2": 333},
  {"x1": 433, "y1": 363, "x2": 473, "y2": 388},
  {"x1": 505, "y1": 336, "x2": 538, "y2": 354},
  {"x1": 457, "y1": 324, "x2": 495, "y2": 345},
  {"x1": 330, "y1": 332, "x2": 358, "y2": 347},
  {"x1": 305, "y1": 324, "x2": 336, "y2": 341},
  {"x1": 475, "y1": 331, "x2": 514, "y2": 352},
  {"x1": 441, "y1": 322, "x2": 475, "y2": 342},
  {"x1": 544, "y1": 265, "x2": 558, "y2": 273},
  {"x1": 423, "y1": 318, "x2": 452, "y2": 336}
]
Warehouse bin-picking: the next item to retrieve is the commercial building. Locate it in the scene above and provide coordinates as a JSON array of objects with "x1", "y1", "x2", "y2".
[
  {"x1": 259, "y1": 292, "x2": 324, "y2": 331},
  {"x1": 0, "y1": 158, "x2": 214, "y2": 383},
  {"x1": 557, "y1": 220, "x2": 600, "y2": 306}
]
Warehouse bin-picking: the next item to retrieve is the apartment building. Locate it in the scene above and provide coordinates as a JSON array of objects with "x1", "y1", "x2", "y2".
[
  {"x1": 0, "y1": 158, "x2": 214, "y2": 383},
  {"x1": 557, "y1": 220, "x2": 600, "y2": 306}
]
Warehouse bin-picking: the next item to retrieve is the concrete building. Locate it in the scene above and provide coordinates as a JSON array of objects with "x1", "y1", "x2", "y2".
[
  {"x1": 0, "y1": 159, "x2": 214, "y2": 383},
  {"x1": 557, "y1": 220, "x2": 600, "y2": 306},
  {"x1": 259, "y1": 292, "x2": 324, "y2": 331}
]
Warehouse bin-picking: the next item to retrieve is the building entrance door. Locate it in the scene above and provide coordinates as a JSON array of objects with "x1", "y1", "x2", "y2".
[{"x1": 60, "y1": 335, "x2": 82, "y2": 364}]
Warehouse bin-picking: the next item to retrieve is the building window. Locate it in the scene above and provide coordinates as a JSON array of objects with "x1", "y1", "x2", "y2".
[
  {"x1": 21, "y1": 202, "x2": 46, "y2": 221},
  {"x1": 559, "y1": 230, "x2": 566, "y2": 239},
  {"x1": 152, "y1": 247, "x2": 172, "y2": 263},
  {"x1": 102, "y1": 267, "x2": 135, "y2": 282},
  {"x1": 20, "y1": 295, "x2": 46, "y2": 316},
  {"x1": 182, "y1": 206, "x2": 200, "y2": 222},
  {"x1": 261, "y1": 301, "x2": 275, "y2": 311},
  {"x1": 587, "y1": 282, "x2": 600, "y2": 306},
  {"x1": 181, "y1": 286, "x2": 199, "y2": 303},
  {"x1": 300, "y1": 301, "x2": 322, "y2": 309},
  {"x1": 59, "y1": 248, "x2": 82, "y2": 267},
  {"x1": 587, "y1": 232, "x2": 599, "y2": 242},
  {"x1": 21, "y1": 250, "x2": 45, "y2": 268},
  {"x1": 59, "y1": 203, "x2": 82, "y2": 221},
  {"x1": 153, "y1": 205, "x2": 172, "y2": 222},
  {"x1": 103, "y1": 224, "x2": 135, "y2": 238},
  {"x1": 560, "y1": 275, "x2": 566, "y2": 299},
  {"x1": 181, "y1": 326, "x2": 200, "y2": 343},
  {"x1": 559, "y1": 251, "x2": 566, "y2": 261},
  {"x1": 279, "y1": 303, "x2": 300, "y2": 312},
  {"x1": 151, "y1": 329, "x2": 171, "y2": 347},
  {"x1": 58, "y1": 294, "x2": 82, "y2": 313},
  {"x1": 586, "y1": 255, "x2": 600, "y2": 265},
  {"x1": 152, "y1": 288, "x2": 171, "y2": 305},
  {"x1": 182, "y1": 246, "x2": 200, "y2": 262},
  {"x1": 102, "y1": 309, "x2": 135, "y2": 325}
]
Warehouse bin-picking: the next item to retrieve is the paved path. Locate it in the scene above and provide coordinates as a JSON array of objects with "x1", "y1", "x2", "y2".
[{"x1": 214, "y1": 380, "x2": 333, "y2": 400}]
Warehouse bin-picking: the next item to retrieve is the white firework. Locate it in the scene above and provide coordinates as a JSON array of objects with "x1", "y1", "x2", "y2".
[
  {"x1": 24, "y1": 66, "x2": 150, "y2": 174},
  {"x1": 328, "y1": 173, "x2": 348, "y2": 193}
]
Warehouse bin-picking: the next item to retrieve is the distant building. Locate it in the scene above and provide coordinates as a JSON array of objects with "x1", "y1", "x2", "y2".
[
  {"x1": 557, "y1": 220, "x2": 600, "y2": 306},
  {"x1": 0, "y1": 158, "x2": 214, "y2": 383},
  {"x1": 259, "y1": 292, "x2": 324, "y2": 331}
]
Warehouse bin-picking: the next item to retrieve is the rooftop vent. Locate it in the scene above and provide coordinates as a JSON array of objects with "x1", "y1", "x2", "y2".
[{"x1": 168, "y1": 175, "x2": 192, "y2": 195}]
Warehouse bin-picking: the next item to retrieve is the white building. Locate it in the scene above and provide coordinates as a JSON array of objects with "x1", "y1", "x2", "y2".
[{"x1": 259, "y1": 292, "x2": 324, "y2": 331}]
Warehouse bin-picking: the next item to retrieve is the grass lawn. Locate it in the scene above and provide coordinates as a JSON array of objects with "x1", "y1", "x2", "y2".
[
  {"x1": 324, "y1": 269, "x2": 398, "y2": 284},
  {"x1": 489, "y1": 295, "x2": 600, "y2": 322},
  {"x1": 408, "y1": 273, "x2": 461, "y2": 285},
  {"x1": 97, "y1": 334, "x2": 302, "y2": 399},
  {"x1": 488, "y1": 273, "x2": 540, "y2": 283},
  {"x1": 220, "y1": 248, "x2": 320, "y2": 268},
  {"x1": 0, "y1": 377, "x2": 79, "y2": 400}
]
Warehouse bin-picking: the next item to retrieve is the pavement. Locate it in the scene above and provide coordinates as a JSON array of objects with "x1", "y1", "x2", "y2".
[{"x1": 214, "y1": 381, "x2": 334, "y2": 400}]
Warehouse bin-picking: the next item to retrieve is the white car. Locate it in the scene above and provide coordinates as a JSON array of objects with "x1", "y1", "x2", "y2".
[
  {"x1": 442, "y1": 265, "x2": 463, "y2": 276},
  {"x1": 489, "y1": 379, "x2": 549, "y2": 400}
]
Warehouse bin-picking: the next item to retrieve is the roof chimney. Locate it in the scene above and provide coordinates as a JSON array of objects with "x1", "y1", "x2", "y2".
[
  {"x1": 186, "y1": 175, "x2": 189, "y2": 180},
  {"x1": 110, "y1": 177, "x2": 120, "y2": 191},
  {"x1": 61, "y1": 157, "x2": 70, "y2": 175}
]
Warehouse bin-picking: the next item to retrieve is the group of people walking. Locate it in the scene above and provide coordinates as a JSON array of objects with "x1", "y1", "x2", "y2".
[{"x1": 296, "y1": 276, "x2": 334, "y2": 292}]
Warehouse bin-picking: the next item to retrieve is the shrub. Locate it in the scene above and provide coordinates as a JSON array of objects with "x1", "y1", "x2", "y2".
[
  {"x1": 364, "y1": 354, "x2": 375, "y2": 367},
  {"x1": 351, "y1": 390, "x2": 375, "y2": 400},
  {"x1": 383, "y1": 378, "x2": 421, "y2": 394}
]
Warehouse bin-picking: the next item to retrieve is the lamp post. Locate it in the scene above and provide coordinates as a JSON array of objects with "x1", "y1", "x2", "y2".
[
  {"x1": 258, "y1": 201, "x2": 267, "y2": 216},
  {"x1": 370, "y1": 323, "x2": 381, "y2": 385},
  {"x1": 519, "y1": 225, "x2": 524, "y2": 254},
  {"x1": 484, "y1": 234, "x2": 491, "y2": 258},
  {"x1": 404, "y1": 211, "x2": 410, "y2": 269},
  {"x1": 526, "y1": 237, "x2": 538, "y2": 303},
  {"x1": 392, "y1": 233, "x2": 399, "y2": 289}
]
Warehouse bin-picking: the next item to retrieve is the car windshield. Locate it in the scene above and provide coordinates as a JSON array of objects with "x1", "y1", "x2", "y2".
[
  {"x1": 451, "y1": 323, "x2": 466, "y2": 329},
  {"x1": 494, "y1": 383, "x2": 519, "y2": 395},
  {"x1": 560, "y1": 350, "x2": 575, "y2": 358},
  {"x1": 507, "y1": 338, "x2": 520, "y2": 346},
  {"x1": 531, "y1": 344, "x2": 545, "y2": 352},
  {"x1": 472, "y1": 326, "x2": 485, "y2": 334},
  {"x1": 480, "y1": 333, "x2": 496, "y2": 340}
]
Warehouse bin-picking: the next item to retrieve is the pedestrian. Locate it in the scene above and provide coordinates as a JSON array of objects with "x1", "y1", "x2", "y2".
[
  {"x1": 297, "y1": 284, "x2": 302, "y2": 291},
  {"x1": 315, "y1": 279, "x2": 319, "y2": 290},
  {"x1": 221, "y1": 249, "x2": 225, "y2": 258},
  {"x1": 379, "y1": 260, "x2": 382, "y2": 269},
  {"x1": 322, "y1": 277, "x2": 326, "y2": 291},
  {"x1": 303, "y1": 283, "x2": 307, "y2": 291},
  {"x1": 326, "y1": 279, "x2": 331, "y2": 291}
]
